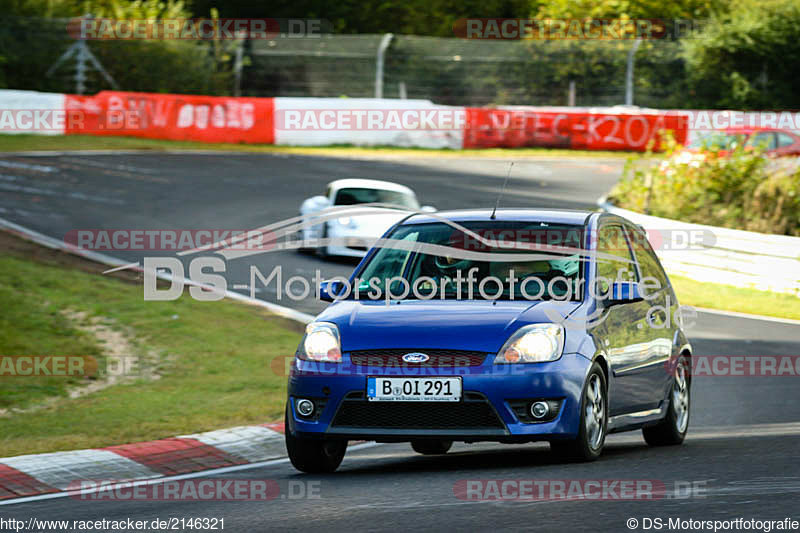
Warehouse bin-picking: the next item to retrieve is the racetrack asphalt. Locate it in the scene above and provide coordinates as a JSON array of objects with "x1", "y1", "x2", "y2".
[{"x1": 1, "y1": 151, "x2": 799, "y2": 531}]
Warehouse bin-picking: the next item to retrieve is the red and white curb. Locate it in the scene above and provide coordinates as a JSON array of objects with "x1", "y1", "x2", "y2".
[{"x1": 0, "y1": 424, "x2": 286, "y2": 501}]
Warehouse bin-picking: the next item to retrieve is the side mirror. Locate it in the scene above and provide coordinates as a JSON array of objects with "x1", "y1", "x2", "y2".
[
  {"x1": 319, "y1": 279, "x2": 345, "y2": 302},
  {"x1": 604, "y1": 282, "x2": 643, "y2": 307},
  {"x1": 420, "y1": 205, "x2": 436, "y2": 213}
]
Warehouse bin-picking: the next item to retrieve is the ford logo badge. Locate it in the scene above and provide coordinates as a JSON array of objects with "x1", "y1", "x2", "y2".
[{"x1": 402, "y1": 352, "x2": 430, "y2": 363}]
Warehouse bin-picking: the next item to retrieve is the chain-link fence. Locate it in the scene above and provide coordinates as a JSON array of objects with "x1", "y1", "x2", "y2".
[
  {"x1": 245, "y1": 34, "x2": 688, "y2": 108},
  {"x1": 1, "y1": 17, "x2": 688, "y2": 108}
]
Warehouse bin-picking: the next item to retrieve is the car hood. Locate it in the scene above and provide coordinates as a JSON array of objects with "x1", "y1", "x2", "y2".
[
  {"x1": 315, "y1": 299, "x2": 582, "y2": 353},
  {"x1": 340, "y1": 211, "x2": 410, "y2": 236}
]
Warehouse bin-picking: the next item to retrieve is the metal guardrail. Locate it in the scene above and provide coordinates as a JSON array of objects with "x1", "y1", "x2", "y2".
[{"x1": 599, "y1": 200, "x2": 800, "y2": 296}]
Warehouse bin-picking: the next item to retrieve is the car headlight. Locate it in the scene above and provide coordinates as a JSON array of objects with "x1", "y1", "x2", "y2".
[
  {"x1": 299, "y1": 322, "x2": 342, "y2": 362},
  {"x1": 494, "y1": 324, "x2": 564, "y2": 364},
  {"x1": 337, "y1": 216, "x2": 354, "y2": 227}
]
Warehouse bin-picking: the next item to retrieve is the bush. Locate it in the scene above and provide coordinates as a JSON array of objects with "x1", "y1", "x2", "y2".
[{"x1": 609, "y1": 133, "x2": 800, "y2": 236}]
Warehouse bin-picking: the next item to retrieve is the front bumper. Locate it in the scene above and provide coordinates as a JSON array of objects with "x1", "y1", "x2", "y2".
[
  {"x1": 325, "y1": 226, "x2": 378, "y2": 257},
  {"x1": 286, "y1": 352, "x2": 591, "y2": 442}
]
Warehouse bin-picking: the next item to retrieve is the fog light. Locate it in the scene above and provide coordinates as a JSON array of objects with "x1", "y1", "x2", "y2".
[
  {"x1": 296, "y1": 399, "x2": 314, "y2": 417},
  {"x1": 530, "y1": 401, "x2": 549, "y2": 419}
]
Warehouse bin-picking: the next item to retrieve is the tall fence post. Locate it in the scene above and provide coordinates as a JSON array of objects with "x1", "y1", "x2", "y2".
[
  {"x1": 374, "y1": 33, "x2": 393, "y2": 98},
  {"x1": 625, "y1": 39, "x2": 642, "y2": 106},
  {"x1": 233, "y1": 31, "x2": 246, "y2": 97}
]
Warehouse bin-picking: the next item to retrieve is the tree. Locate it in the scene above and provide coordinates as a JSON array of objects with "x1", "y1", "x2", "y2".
[{"x1": 682, "y1": 0, "x2": 800, "y2": 109}]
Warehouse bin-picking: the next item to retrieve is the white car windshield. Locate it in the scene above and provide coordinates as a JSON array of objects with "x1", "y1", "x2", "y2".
[{"x1": 333, "y1": 187, "x2": 419, "y2": 209}]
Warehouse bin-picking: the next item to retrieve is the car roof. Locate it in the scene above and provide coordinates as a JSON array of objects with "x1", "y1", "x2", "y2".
[
  {"x1": 402, "y1": 208, "x2": 595, "y2": 226},
  {"x1": 328, "y1": 179, "x2": 415, "y2": 195}
]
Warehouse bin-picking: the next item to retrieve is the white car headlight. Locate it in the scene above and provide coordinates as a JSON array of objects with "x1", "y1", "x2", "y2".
[
  {"x1": 494, "y1": 324, "x2": 565, "y2": 364},
  {"x1": 337, "y1": 216, "x2": 355, "y2": 227},
  {"x1": 301, "y1": 322, "x2": 342, "y2": 362}
]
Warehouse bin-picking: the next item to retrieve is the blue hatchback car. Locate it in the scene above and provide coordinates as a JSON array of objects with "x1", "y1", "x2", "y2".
[{"x1": 285, "y1": 209, "x2": 692, "y2": 473}]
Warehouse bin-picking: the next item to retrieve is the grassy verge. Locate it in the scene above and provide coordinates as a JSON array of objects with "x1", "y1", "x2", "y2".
[
  {"x1": 0, "y1": 133, "x2": 637, "y2": 159},
  {"x1": 0, "y1": 231, "x2": 302, "y2": 457},
  {"x1": 670, "y1": 275, "x2": 800, "y2": 321}
]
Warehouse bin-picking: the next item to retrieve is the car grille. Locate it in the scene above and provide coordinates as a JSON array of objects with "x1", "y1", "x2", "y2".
[
  {"x1": 330, "y1": 392, "x2": 505, "y2": 430},
  {"x1": 349, "y1": 349, "x2": 488, "y2": 367}
]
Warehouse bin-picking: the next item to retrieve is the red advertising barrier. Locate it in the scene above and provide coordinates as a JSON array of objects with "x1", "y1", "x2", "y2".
[
  {"x1": 462, "y1": 108, "x2": 688, "y2": 151},
  {"x1": 64, "y1": 91, "x2": 275, "y2": 144},
  {"x1": 56, "y1": 90, "x2": 686, "y2": 151}
]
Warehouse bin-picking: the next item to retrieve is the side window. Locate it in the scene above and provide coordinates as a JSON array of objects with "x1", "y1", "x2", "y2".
[
  {"x1": 356, "y1": 231, "x2": 418, "y2": 296},
  {"x1": 777, "y1": 132, "x2": 795, "y2": 148},
  {"x1": 625, "y1": 227, "x2": 669, "y2": 294},
  {"x1": 596, "y1": 225, "x2": 638, "y2": 294},
  {"x1": 747, "y1": 132, "x2": 776, "y2": 150}
]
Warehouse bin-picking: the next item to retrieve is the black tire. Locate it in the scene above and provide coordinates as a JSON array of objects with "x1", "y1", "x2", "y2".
[
  {"x1": 550, "y1": 362, "x2": 607, "y2": 462},
  {"x1": 643, "y1": 355, "x2": 690, "y2": 446},
  {"x1": 411, "y1": 440, "x2": 452, "y2": 455},
  {"x1": 285, "y1": 408, "x2": 346, "y2": 473}
]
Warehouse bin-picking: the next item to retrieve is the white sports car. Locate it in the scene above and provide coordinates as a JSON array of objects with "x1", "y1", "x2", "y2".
[{"x1": 298, "y1": 179, "x2": 434, "y2": 258}]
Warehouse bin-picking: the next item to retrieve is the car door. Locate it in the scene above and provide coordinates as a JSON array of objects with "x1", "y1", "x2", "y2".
[
  {"x1": 591, "y1": 223, "x2": 661, "y2": 416},
  {"x1": 624, "y1": 224, "x2": 676, "y2": 405}
]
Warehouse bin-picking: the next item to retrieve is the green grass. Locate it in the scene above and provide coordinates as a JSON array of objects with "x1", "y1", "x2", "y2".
[
  {"x1": 0, "y1": 247, "x2": 302, "y2": 457},
  {"x1": 0, "y1": 133, "x2": 637, "y2": 158},
  {"x1": 0, "y1": 282, "x2": 105, "y2": 410},
  {"x1": 670, "y1": 275, "x2": 800, "y2": 321}
]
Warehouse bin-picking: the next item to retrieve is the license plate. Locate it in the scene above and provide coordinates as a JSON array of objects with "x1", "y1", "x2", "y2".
[{"x1": 367, "y1": 377, "x2": 461, "y2": 402}]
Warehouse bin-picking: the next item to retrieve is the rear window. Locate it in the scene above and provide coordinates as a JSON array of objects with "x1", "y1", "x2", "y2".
[{"x1": 333, "y1": 187, "x2": 419, "y2": 209}]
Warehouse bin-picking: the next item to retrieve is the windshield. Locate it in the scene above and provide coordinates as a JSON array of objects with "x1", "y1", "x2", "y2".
[
  {"x1": 352, "y1": 221, "x2": 586, "y2": 301},
  {"x1": 333, "y1": 187, "x2": 419, "y2": 209}
]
